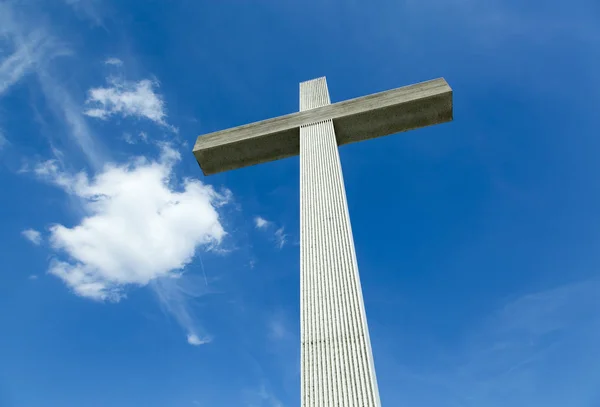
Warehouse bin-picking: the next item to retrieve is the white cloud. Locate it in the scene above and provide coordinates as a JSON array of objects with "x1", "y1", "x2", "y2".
[
  {"x1": 35, "y1": 145, "x2": 228, "y2": 303},
  {"x1": 84, "y1": 77, "x2": 175, "y2": 130},
  {"x1": 254, "y1": 216, "x2": 270, "y2": 229},
  {"x1": 28, "y1": 274, "x2": 39, "y2": 280},
  {"x1": 104, "y1": 57, "x2": 123, "y2": 66},
  {"x1": 21, "y1": 228, "x2": 42, "y2": 245}
]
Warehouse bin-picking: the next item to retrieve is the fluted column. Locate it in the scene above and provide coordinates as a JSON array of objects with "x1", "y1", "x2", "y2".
[{"x1": 300, "y1": 77, "x2": 381, "y2": 407}]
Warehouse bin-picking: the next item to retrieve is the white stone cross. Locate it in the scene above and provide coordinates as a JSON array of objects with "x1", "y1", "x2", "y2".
[{"x1": 193, "y1": 77, "x2": 453, "y2": 407}]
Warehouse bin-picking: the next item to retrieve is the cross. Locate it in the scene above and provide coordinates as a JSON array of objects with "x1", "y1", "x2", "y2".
[{"x1": 193, "y1": 77, "x2": 453, "y2": 406}]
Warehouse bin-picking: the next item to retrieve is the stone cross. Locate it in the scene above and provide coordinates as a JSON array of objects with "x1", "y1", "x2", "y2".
[{"x1": 193, "y1": 77, "x2": 453, "y2": 407}]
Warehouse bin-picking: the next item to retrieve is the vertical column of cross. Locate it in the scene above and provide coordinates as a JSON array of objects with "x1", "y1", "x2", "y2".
[{"x1": 299, "y1": 77, "x2": 381, "y2": 407}]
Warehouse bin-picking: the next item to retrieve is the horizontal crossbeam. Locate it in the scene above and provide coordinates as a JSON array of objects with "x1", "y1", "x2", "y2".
[{"x1": 193, "y1": 78, "x2": 453, "y2": 175}]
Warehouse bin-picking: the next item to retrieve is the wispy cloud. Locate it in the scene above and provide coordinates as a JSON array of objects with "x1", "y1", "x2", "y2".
[
  {"x1": 37, "y1": 71, "x2": 106, "y2": 169},
  {"x1": 0, "y1": 2, "x2": 105, "y2": 170},
  {"x1": 244, "y1": 384, "x2": 285, "y2": 407},
  {"x1": 0, "y1": 6, "x2": 68, "y2": 98},
  {"x1": 122, "y1": 131, "x2": 148, "y2": 145},
  {"x1": 63, "y1": 0, "x2": 104, "y2": 26},
  {"x1": 401, "y1": 0, "x2": 600, "y2": 47},
  {"x1": 254, "y1": 216, "x2": 287, "y2": 249},
  {"x1": 122, "y1": 132, "x2": 135, "y2": 144},
  {"x1": 257, "y1": 385, "x2": 284, "y2": 407},
  {"x1": 267, "y1": 311, "x2": 291, "y2": 342},
  {"x1": 104, "y1": 57, "x2": 123, "y2": 66},
  {"x1": 84, "y1": 76, "x2": 175, "y2": 130},
  {"x1": 274, "y1": 227, "x2": 287, "y2": 249},
  {"x1": 152, "y1": 271, "x2": 215, "y2": 346},
  {"x1": 21, "y1": 228, "x2": 42, "y2": 245},
  {"x1": 386, "y1": 279, "x2": 600, "y2": 407},
  {"x1": 0, "y1": 31, "x2": 41, "y2": 96}
]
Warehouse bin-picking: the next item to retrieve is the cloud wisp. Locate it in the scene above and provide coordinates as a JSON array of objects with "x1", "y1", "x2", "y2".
[
  {"x1": 1, "y1": 2, "x2": 106, "y2": 170},
  {"x1": 21, "y1": 228, "x2": 42, "y2": 245},
  {"x1": 151, "y1": 271, "x2": 215, "y2": 346},
  {"x1": 37, "y1": 71, "x2": 106, "y2": 169},
  {"x1": 254, "y1": 216, "x2": 287, "y2": 249},
  {"x1": 104, "y1": 57, "x2": 123, "y2": 66},
  {"x1": 63, "y1": 0, "x2": 105, "y2": 26},
  {"x1": 122, "y1": 131, "x2": 148, "y2": 145},
  {"x1": 0, "y1": 5, "x2": 70, "y2": 97},
  {"x1": 243, "y1": 384, "x2": 285, "y2": 407},
  {"x1": 274, "y1": 227, "x2": 287, "y2": 249},
  {"x1": 0, "y1": 30, "x2": 44, "y2": 96},
  {"x1": 388, "y1": 279, "x2": 600, "y2": 407}
]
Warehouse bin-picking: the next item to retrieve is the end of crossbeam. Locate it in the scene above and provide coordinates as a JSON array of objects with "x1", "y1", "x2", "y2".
[
  {"x1": 193, "y1": 125, "x2": 300, "y2": 176},
  {"x1": 334, "y1": 77, "x2": 452, "y2": 146}
]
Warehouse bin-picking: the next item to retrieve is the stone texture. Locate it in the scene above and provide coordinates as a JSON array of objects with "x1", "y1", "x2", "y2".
[
  {"x1": 193, "y1": 78, "x2": 452, "y2": 175},
  {"x1": 300, "y1": 77, "x2": 381, "y2": 407}
]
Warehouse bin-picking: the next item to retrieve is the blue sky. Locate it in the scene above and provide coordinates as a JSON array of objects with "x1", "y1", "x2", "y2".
[{"x1": 1, "y1": 0, "x2": 599, "y2": 406}]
